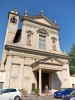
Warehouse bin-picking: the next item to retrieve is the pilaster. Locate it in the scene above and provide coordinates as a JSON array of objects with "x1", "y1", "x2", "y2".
[{"x1": 3, "y1": 55, "x2": 13, "y2": 88}]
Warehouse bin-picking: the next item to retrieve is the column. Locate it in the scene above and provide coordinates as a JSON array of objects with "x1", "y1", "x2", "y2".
[{"x1": 39, "y1": 69, "x2": 42, "y2": 95}]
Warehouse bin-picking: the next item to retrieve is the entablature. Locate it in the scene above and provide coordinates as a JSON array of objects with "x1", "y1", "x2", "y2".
[{"x1": 5, "y1": 43, "x2": 69, "y2": 59}]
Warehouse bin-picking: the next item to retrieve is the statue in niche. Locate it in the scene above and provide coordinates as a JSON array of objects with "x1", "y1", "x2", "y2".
[
  {"x1": 52, "y1": 40, "x2": 56, "y2": 51},
  {"x1": 27, "y1": 34, "x2": 31, "y2": 45},
  {"x1": 51, "y1": 37, "x2": 57, "y2": 51}
]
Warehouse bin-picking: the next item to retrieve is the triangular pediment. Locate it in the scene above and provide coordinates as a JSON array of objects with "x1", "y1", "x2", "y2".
[
  {"x1": 29, "y1": 16, "x2": 59, "y2": 30},
  {"x1": 45, "y1": 58, "x2": 60, "y2": 65},
  {"x1": 33, "y1": 18, "x2": 53, "y2": 26},
  {"x1": 39, "y1": 57, "x2": 63, "y2": 66},
  {"x1": 20, "y1": 15, "x2": 59, "y2": 30},
  {"x1": 31, "y1": 56, "x2": 63, "y2": 68}
]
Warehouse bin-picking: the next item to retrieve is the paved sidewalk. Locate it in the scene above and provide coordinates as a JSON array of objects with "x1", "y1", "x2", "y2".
[{"x1": 21, "y1": 94, "x2": 62, "y2": 100}]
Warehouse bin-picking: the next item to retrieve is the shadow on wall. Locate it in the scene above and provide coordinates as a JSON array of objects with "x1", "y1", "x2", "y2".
[{"x1": 52, "y1": 72, "x2": 62, "y2": 90}]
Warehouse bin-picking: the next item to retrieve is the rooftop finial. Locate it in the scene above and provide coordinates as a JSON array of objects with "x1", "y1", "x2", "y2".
[
  {"x1": 13, "y1": 8, "x2": 17, "y2": 13},
  {"x1": 63, "y1": 50, "x2": 67, "y2": 54},
  {"x1": 24, "y1": 10, "x2": 28, "y2": 16},
  {"x1": 40, "y1": 10, "x2": 44, "y2": 16},
  {"x1": 54, "y1": 20, "x2": 56, "y2": 24},
  {"x1": 10, "y1": 8, "x2": 19, "y2": 14}
]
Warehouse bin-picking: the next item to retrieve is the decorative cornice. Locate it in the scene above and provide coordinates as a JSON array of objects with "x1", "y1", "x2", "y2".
[
  {"x1": 5, "y1": 44, "x2": 69, "y2": 59},
  {"x1": 38, "y1": 61, "x2": 62, "y2": 66},
  {"x1": 8, "y1": 12, "x2": 20, "y2": 19},
  {"x1": 26, "y1": 30, "x2": 33, "y2": 34},
  {"x1": 32, "y1": 65, "x2": 62, "y2": 71}
]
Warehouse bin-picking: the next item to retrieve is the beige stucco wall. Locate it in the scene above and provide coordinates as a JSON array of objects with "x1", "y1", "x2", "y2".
[
  {"x1": 3, "y1": 50, "x2": 72, "y2": 94},
  {"x1": 0, "y1": 63, "x2": 6, "y2": 83},
  {"x1": 21, "y1": 20, "x2": 61, "y2": 53},
  {"x1": 0, "y1": 71, "x2": 6, "y2": 83}
]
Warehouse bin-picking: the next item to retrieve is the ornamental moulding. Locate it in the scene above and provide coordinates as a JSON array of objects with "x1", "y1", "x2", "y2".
[
  {"x1": 23, "y1": 22, "x2": 37, "y2": 28},
  {"x1": 37, "y1": 28, "x2": 49, "y2": 36},
  {"x1": 23, "y1": 22, "x2": 57, "y2": 35},
  {"x1": 51, "y1": 37, "x2": 57, "y2": 41},
  {"x1": 26, "y1": 30, "x2": 33, "y2": 34}
]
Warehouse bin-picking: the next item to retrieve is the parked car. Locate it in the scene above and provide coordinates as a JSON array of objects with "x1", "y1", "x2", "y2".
[
  {"x1": 70, "y1": 97, "x2": 75, "y2": 100},
  {"x1": 0, "y1": 88, "x2": 21, "y2": 100},
  {"x1": 54, "y1": 88, "x2": 75, "y2": 98},
  {"x1": 0, "y1": 88, "x2": 3, "y2": 92},
  {"x1": 63, "y1": 90, "x2": 75, "y2": 100}
]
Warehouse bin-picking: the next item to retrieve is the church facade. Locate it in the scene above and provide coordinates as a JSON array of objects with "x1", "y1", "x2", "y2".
[{"x1": 1, "y1": 9, "x2": 71, "y2": 94}]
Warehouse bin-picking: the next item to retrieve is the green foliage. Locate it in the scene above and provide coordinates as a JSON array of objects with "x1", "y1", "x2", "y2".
[
  {"x1": 34, "y1": 88, "x2": 39, "y2": 94},
  {"x1": 20, "y1": 88, "x2": 27, "y2": 94},
  {"x1": 69, "y1": 65, "x2": 75, "y2": 75},
  {"x1": 69, "y1": 44, "x2": 75, "y2": 75}
]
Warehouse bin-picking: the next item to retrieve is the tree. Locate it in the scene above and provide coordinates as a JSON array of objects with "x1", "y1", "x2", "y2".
[{"x1": 69, "y1": 44, "x2": 75, "y2": 75}]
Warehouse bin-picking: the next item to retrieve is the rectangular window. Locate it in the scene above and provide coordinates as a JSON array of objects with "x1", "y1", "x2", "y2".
[{"x1": 39, "y1": 35, "x2": 46, "y2": 49}]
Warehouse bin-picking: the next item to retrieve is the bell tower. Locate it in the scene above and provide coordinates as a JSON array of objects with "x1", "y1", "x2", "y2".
[{"x1": 5, "y1": 9, "x2": 20, "y2": 44}]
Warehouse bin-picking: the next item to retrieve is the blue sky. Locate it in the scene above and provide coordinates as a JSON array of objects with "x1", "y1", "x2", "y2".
[{"x1": 0, "y1": 0, "x2": 75, "y2": 60}]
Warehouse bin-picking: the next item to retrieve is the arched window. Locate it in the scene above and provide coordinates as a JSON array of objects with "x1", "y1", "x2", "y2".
[{"x1": 10, "y1": 17, "x2": 17, "y2": 23}]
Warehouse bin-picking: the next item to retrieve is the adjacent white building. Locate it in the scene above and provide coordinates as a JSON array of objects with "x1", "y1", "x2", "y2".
[
  {"x1": 1, "y1": 9, "x2": 72, "y2": 94},
  {"x1": 70, "y1": 74, "x2": 75, "y2": 88},
  {"x1": 0, "y1": 63, "x2": 6, "y2": 88}
]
